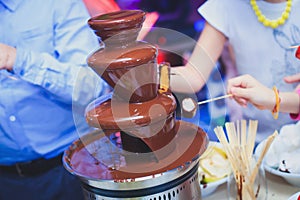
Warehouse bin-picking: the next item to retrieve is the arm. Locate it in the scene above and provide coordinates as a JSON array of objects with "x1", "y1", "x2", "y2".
[
  {"x1": 227, "y1": 74, "x2": 300, "y2": 115},
  {"x1": 1, "y1": 0, "x2": 108, "y2": 107},
  {"x1": 284, "y1": 73, "x2": 300, "y2": 83},
  {"x1": 170, "y1": 22, "x2": 226, "y2": 94},
  {"x1": 284, "y1": 73, "x2": 300, "y2": 90}
]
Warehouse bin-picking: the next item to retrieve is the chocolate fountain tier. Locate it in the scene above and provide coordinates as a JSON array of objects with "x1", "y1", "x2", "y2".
[
  {"x1": 63, "y1": 120, "x2": 207, "y2": 199},
  {"x1": 85, "y1": 92, "x2": 177, "y2": 153},
  {"x1": 87, "y1": 10, "x2": 158, "y2": 103},
  {"x1": 88, "y1": 41, "x2": 157, "y2": 70},
  {"x1": 87, "y1": 42, "x2": 157, "y2": 103},
  {"x1": 63, "y1": 120, "x2": 209, "y2": 183},
  {"x1": 85, "y1": 92, "x2": 176, "y2": 130},
  {"x1": 88, "y1": 10, "x2": 146, "y2": 41}
]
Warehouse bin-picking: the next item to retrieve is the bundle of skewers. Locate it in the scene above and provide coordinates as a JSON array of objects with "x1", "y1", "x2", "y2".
[{"x1": 214, "y1": 120, "x2": 278, "y2": 200}]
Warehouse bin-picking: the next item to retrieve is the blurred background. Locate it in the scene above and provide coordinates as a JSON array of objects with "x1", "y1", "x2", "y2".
[{"x1": 121, "y1": 0, "x2": 206, "y2": 37}]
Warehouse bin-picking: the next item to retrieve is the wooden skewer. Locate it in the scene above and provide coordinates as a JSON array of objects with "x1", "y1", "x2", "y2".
[
  {"x1": 289, "y1": 45, "x2": 300, "y2": 49},
  {"x1": 247, "y1": 120, "x2": 258, "y2": 159},
  {"x1": 214, "y1": 124, "x2": 256, "y2": 199},
  {"x1": 197, "y1": 94, "x2": 233, "y2": 105},
  {"x1": 250, "y1": 130, "x2": 278, "y2": 184},
  {"x1": 214, "y1": 120, "x2": 276, "y2": 199}
]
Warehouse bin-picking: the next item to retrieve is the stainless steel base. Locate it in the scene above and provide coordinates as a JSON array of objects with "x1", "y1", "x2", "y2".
[{"x1": 81, "y1": 164, "x2": 201, "y2": 200}]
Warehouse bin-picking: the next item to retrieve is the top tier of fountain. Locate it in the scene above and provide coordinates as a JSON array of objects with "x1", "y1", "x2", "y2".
[{"x1": 87, "y1": 10, "x2": 159, "y2": 103}]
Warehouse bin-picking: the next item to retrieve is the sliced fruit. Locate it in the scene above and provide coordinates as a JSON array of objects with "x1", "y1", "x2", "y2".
[
  {"x1": 200, "y1": 156, "x2": 231, "y2": 178},
  {"x1": 201, "y1": 145, "x2": 227, "y2": 159},
  {"x1": 201, "y1": 174, "x2": 223, "y2": 184},
  {"x1": 199, "y1": 143, "x2": 231, "y2": 184},
  {"x1": 212, "y1": 146, "x2": 227, "y2": 159}
]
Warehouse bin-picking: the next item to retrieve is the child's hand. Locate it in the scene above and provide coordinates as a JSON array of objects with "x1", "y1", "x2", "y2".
[{"x1": 227, "y1": 74, "x2": 275, "y2": 110}]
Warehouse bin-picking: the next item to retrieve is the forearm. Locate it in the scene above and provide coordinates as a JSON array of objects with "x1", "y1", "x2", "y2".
[
  {"x1": 9, "y1": 0, "x2": 109, "y2": 107},
  {"x1": 279, "y1": 92, "x2": 300, "y2": 115},
  {"x1": 170, "y1": 22, "x2": 225, "y2": 94},
  {"x1": 13, "y1": 48, "x2": 108, "y2": 106},
  {"x1": 170, "y1": 65, "x2": 206, "y2": 94}
]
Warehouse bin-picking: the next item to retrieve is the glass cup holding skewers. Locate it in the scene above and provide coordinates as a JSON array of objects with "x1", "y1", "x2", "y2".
[{"x1": 214, "y1": 120, "x2": 277, "y2": 200}]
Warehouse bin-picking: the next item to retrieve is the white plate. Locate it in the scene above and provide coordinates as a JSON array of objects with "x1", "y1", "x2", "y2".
[
  {"x1": 288, "y1": 191, "x2": 300, "y2": 200},
  {"x1": 200, "y1": 176, "x2": 227, "y2": 197},
  {"x1": 199, "y1": 141, "x2": 229, "y2": 197},
  {"x1": 255, "y1": 140, "x2": 300, "y2": 187}
]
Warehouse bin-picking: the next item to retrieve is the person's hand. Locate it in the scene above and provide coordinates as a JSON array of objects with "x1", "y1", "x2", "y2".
[
  {"x1": 284, "y1": 73, "x2": 300, "y2": 91},
  {"x1": 227, "y1": 74, "x2": 275, "y2": 110},
  {"x1": 0, "y1": 43, "x2": 16, "y2": 71}
]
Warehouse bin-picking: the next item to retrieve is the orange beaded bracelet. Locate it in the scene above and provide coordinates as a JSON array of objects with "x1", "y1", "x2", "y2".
[{"x1": 272, "y1": 86, "x2": 281, "y2": 119}]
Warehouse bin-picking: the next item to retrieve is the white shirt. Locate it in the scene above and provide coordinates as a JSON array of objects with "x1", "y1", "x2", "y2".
[{"x1": 199, "y1": 0, "x2": 300, "y2": 142}]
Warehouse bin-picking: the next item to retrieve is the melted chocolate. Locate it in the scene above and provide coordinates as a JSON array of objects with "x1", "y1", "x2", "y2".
[
  {"x1": 64, "y1": 10, "x2": 209, "y2": 183},
  {"x1": 88, "y1": 42, "x2": 158, "y2": 103},
  {"x1": 86, "y1": 92, "x2": 177, "y2": 152},
  {"x1": 86, "y1": 92, "x2": 176, "y2": 129},
  {"x1": 65, "y1": 121, "x2": 208, "y2": 180},
  {"x1": 87, "y1": 10, "x2": 157, "y2": 103},
  {"x1": 88, "y1": 10, "x2": 146, "y2": 41}
]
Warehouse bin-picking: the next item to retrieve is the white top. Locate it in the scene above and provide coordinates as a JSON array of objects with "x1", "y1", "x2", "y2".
[{"x1": 199, "y1": 0, "x2": 300, "y2": 142}]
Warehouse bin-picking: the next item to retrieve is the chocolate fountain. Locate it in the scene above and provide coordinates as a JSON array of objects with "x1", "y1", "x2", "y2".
[{"x1": 63, "y1": 10, "x2": 208, "y2": 200}]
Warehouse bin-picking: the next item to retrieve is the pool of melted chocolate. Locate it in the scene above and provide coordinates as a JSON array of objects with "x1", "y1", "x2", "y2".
[{"x1": 64, "y1": 120, "x2": 208, "y2": 181}]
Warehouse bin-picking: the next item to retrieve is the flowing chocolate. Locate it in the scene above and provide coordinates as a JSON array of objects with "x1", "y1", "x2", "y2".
[
  {"x1": 88, "y1": 10, "x2": 146, "y2": 41},
  {"x1": 64, "y1": 10, "x2": 208, "y2": 182},
  {"x1": 86, "y1": 92, "x2": 177, "y2": 153},
  {"x1": 87, "y1": 10, "x2": 158, "y2": 103},
  {"x1": 65, "y1": 121, "x2": 208, "y2": 180}
]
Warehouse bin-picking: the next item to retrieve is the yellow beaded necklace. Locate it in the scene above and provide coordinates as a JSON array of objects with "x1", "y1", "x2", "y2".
[{"x1": 250, "y1": 0, "x2": 292, "y2": 29}]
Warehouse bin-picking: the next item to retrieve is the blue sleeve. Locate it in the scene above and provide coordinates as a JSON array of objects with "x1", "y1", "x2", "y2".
[{"x1": 13, "y1": 0, "x2": 109, "y2": 107}]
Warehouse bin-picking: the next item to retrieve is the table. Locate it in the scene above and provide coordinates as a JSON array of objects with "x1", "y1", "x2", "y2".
[{"x1": 203, "y1": 171, "x2": 300, "y2": 200}]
